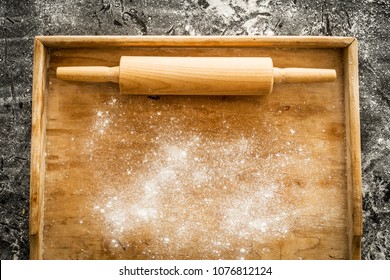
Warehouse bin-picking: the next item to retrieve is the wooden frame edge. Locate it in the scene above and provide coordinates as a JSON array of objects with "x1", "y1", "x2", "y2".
[
  {"x1": 36, "y1": 35, "x2": 354, "y2": 48},
  {"x1": 30, "y1": 37, "x2": 48, "y2": 260},
  {"x1": 344, "y1": 38, "x2": 362, "y2": 260}
]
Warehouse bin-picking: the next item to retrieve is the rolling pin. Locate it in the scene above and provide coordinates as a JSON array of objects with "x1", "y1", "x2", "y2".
[{"x1": 56, "y1": 56, "x2": 336, "y2": 95}]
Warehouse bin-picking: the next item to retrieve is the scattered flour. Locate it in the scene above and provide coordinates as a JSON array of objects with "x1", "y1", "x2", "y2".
[
  {"x1": 84, "y1": 98, "x2": 310, "y2": 259},
  {"x1": 76, "y1": 94, "x2": 343, "y2": 260},
  {"x1": 92, "y1": 110, "x2": 111, "y2": 135}
]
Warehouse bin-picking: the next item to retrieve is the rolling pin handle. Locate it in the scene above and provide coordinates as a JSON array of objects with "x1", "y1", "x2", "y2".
[
  {"x1": 56, "y1": 66, "x2": 120, "y2": 83},
  {"x1": 273, "y1": 68, "x2": 336, "y2": 84}
]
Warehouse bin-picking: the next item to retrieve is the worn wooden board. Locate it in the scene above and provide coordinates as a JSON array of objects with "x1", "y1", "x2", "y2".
[{"x1": 30, "y1": 36, "x2": 362, "y2": 260}]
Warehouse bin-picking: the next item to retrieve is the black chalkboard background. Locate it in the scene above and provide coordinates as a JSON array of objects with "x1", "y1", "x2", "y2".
[{"x1": 0, "y1": 0, "x2": 389, "y2": 260}]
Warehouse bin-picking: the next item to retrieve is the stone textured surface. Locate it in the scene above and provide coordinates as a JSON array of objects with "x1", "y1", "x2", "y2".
[{"x1": 0, "y1": 0, "x2": 389, "y2": 260}]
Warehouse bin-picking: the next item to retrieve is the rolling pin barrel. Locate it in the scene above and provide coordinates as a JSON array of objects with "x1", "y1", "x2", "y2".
[
  {"x1": 119, "y1": 57, "x2": 274, "y2": 95},
  {"x1": 55, "y1": 56, "x2": 336, "y2": 95}
]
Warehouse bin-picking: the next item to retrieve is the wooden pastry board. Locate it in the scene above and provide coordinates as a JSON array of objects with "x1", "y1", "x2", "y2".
[{"x1": 30, "y1": 36, "x2": 362, "y2": 260}]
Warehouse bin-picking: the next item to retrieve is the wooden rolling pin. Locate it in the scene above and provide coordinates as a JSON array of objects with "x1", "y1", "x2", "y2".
[{"x1": 56, "y1": 57, "x2": 336, "y2": 95}]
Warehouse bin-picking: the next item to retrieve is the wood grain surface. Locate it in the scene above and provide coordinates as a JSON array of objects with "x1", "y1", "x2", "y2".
[
  {"x1": 30, "y1": 36, "x2": 361, "y2": 260},
  {"x1": 30, "y1": 39, "x2": 48, "y2": 260}
]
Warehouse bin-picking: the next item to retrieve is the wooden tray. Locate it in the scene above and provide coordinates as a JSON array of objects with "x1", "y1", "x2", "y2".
[{"x1": 30, "y1": 36, "x2": 362, "y2": 260}]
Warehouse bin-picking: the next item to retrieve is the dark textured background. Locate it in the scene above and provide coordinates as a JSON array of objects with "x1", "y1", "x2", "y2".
[{"x1": 0, "y1": 0, "x2": 389, "y2": 260}]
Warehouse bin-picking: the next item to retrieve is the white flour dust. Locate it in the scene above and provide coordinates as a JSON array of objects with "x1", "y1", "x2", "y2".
[
  {"x1": 92, "y1": 110, "x2": 111, "y2": 135},
  {"x1": 81, "y1": 96, "x2": 310, "y2": 259}
]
